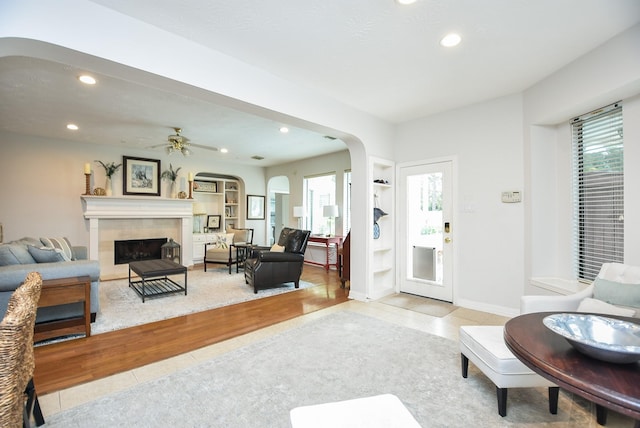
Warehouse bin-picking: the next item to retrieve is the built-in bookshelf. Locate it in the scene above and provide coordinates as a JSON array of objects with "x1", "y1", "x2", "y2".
[{"x1": 369, "y1": 157, "x2": 395, "y2": 300}]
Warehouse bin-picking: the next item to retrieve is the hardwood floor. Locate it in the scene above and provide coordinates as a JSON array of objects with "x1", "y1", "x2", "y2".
[{"x1": 33, "y1": 265, "x2": 349, "y2": 395}]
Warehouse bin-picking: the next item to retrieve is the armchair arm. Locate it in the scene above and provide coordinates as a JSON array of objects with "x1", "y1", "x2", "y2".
[
  {"x1": 520, "y1": 284, "x2": 594, "y2": 314},
  {"x1": 248, "y1": 246, "x2": 270, "y2": 258},
  {"x1": 256, "y1": 252, "x2": 304, "y2": 263}
]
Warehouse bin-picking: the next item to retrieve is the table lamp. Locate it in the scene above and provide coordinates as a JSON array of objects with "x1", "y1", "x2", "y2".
[
  {"x1": 323, "y1": 205, "x2": 339, "y2": 237},
  {"x1": 293, "y1": 206, "x2": 304, "y2": 229}
]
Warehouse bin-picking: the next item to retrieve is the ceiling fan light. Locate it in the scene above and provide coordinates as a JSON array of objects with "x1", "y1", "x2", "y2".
[
  {"x1": 182, "y1": 147, "x2": 192, "y2": 156},
  {"x1": 166, "y1": 146, "x2": 174, "y2": 155}
]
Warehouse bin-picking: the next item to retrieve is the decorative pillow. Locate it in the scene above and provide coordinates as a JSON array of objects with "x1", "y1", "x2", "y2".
[
  {"x1": 27, "y1": 245, "x2": 65, "y2": 263},
  {"x1": 593, "y1": 277, "x2": 640, "y2": 309},
  {"x1": 40, "y1": 237, "x2": 74, "y2": 261},
  {"x1": 270, "y1": 244, "x2": 285, "y2": 253},
  {"x1": 0, "y1": 244, "x2": 36, "y2": 265},
  {"x1": 213, "y1": 233, "x2": 234, "y2": 249},
  {"x1": 577, "y1": 297, "x2": 636, "y2": 317}
]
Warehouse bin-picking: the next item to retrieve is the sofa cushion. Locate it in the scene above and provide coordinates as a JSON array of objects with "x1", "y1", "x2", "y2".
[
  {"x1": 27, "y1": 245, "x2": 65, "y2": 263},
  {"x1": 0, "y1": 244, "x2": 36, "y2": 266},
  {"x1": 593, "y1": 277, "x2": 640, "y2": 309},
  {"x1": 40, "y1": 237, "x2": 75, "y2": 261},
  {"x1": 577, "y1": 297, "x2": 636, "y2": 317}
]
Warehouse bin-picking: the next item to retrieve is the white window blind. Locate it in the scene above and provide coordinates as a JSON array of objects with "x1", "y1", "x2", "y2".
[{"x1": 571, "y1": 102, "x2": 624, "y2": 281}]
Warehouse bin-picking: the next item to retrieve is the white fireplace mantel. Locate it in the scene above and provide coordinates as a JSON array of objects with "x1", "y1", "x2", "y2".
[{"x1": 81, "y1": 196, "x2": 194, "y2": 268}]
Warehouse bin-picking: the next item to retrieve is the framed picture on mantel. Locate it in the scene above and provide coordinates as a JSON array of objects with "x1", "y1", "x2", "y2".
[{"x1": 123, "y1": 156, "x2": 161, "y2": 196}]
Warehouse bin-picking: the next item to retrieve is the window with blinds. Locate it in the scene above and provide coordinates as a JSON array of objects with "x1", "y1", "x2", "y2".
[{"x1": 571, "y1": 102, "x2": 624, "y2": 281}]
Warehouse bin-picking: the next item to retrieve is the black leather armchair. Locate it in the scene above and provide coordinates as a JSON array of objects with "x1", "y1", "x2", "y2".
[{"x1": 244, "y1": 227, "x2": 311, "y2": 294}]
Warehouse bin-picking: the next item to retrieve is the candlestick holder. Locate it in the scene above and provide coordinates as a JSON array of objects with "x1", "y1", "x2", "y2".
[
  {"x1": 83, "y1": 173, "x2": 92, "y2": 195},
  {"x1": 188, "y1": 179, "x2": 194, "y2": 199}
]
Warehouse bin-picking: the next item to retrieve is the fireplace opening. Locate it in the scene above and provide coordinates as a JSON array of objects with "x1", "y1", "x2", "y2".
[{"x1": 114, "y1": 238, "x2": 168, "y2": 265}]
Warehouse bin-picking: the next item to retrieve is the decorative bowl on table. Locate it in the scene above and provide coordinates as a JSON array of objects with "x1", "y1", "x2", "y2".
[{"x1": 543, "y1": 313, "x2": 640, "y2": 364}]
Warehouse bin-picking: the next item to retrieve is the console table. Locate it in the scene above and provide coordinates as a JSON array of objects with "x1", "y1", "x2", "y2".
[
  {"x1": 305, "y1": 236, "x2": 343, "y2": 271},
  {"x1": 504, "y1": 312, "x2": 640, "y2": 427}
]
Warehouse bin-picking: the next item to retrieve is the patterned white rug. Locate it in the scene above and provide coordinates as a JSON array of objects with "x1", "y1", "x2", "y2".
[
  {"x1": 46, "y1": 311, "x2": 618, "y2": 427},
  {"x1": 92, "y1": 267, "x2": 314, "y2": 334}
]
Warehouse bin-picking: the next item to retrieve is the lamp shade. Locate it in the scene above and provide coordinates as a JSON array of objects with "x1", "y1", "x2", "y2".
[
  {"x1": 293, "y1": 206, "x2": 304, "y2": 218},
  {"x1": 323, "y1": 205, "x2": 339, "y2": 218},
  {"x1": 192, "y1": 203, "x2": 207, "y2": 215}
]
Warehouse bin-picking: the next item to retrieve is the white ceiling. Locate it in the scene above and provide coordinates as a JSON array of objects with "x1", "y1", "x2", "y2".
[{"x1": 1, "y1": 0, "x2": 638, "y2": 165}]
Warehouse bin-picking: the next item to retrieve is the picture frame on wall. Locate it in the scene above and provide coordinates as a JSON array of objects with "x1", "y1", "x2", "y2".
[
  {"x1": 247, "y1": 195, "x2": 265, "y2": 220},
  {"x1": 207, "y1": 215, "x2": 221, "y2": 230},
  {"x1": 123, "y1": 156, "x2": 161, "y2": 196}
]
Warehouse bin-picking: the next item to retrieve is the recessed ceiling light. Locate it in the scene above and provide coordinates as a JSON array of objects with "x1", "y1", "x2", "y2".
[
  {"x1": 440, "y1": 33, "x2": 462, "y2": 47},
  {"x1": 66, "y1": 123, "x2": 79, "y2": 130},
  {"x1": 220, "y1": 148, "x2": 228, "y2": 153},
  {"x1": 396, "y1": 0, "x2": 417, "y2": 4},
  {"x1": 78, "y1": 75, "x2": 96, "y2": 85},
  {"x1": 279, "y1": 127, "x2": 289, "y2": 133}
]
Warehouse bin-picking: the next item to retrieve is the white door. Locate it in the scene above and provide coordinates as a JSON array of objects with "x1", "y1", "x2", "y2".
[{"x1": 398, "y1": 161, "x2": 454, "y2": 302}]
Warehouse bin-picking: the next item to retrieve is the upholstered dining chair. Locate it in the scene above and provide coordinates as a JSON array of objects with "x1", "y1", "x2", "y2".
[{"x1": 0, "y1": 271, "x2": 44, "y2": 427}]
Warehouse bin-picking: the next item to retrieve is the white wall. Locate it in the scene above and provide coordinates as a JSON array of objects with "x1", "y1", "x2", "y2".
[
  {"x1": 266, "y1": 150, "x2": 351, "y2": 234},
  {"x1": 0, "y1": 132, "x2": 266, "y2": 245},
  {"x1": 394, "y1": 25, "x2": 640, "y2": 315},
  {"x1": 396, "y1": 95, "x2": 525, "y2": 314},
  {"x1": 0, "y1": 0, "x2": 395, "y2": 301},
  {"x1": 1, "y1": 2, "x2": 638, "y2": 313},
  {"x1": 524, "y1": 24, "x2": 640, "y2": 292}
]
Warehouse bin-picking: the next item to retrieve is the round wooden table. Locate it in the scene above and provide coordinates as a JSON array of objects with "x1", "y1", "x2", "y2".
[{"x1": 504, "y1": 312, "x2": 640, "y2": 427}]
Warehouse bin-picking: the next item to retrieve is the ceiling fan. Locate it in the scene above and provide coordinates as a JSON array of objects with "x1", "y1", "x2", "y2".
[{"x1": 148, "y1": 127, "x2": 218, "y2": 156}]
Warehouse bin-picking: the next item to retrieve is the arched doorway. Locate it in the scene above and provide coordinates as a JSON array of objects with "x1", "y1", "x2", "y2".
[{"x1": 267, "y1": 176, "x2": 290, "y2": 245}]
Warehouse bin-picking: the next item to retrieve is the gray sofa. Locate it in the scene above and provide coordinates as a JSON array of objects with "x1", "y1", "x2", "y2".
[{"x1": 0, "y1": 237, "x2": 100, "y2": 323}]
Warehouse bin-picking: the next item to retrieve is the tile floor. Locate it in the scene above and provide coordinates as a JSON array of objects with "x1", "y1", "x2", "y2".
[{"x1": 38, "y1": 298, "x2": 634, "y2": 427}]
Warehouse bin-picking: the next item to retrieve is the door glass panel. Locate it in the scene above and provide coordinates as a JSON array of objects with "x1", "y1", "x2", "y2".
[{"x1": 407, "y1": 172, "x2": 443, "y2": 285}]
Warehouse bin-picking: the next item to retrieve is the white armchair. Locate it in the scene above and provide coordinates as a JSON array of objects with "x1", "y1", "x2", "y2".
[
  {"x1": 460, "y1": 262, "x2": 640, "y2": 419},
  {"x1": 519, "y1": 262, "x2": 640, "y2": 425},
  {"x1": 521, "y1": 263, "x2": 640, "y2": 317}
]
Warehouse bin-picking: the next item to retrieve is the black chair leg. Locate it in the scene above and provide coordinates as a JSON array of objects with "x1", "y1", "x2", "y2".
[
  {"x1": 497, "y1": 387, "x2": 507, "y2": 417},
  {"x1": 548, "y1": 387, "x2": 559, "y2": 414},
  {"x1": 24, "y1": 378, "x2": 45, "y2": 427},
  {"x1": 460, "y1": 354, "x2": 469, "y2": 378},
  {"x1": 596, "y1": 404, "x2": 608, "y2": 425}
]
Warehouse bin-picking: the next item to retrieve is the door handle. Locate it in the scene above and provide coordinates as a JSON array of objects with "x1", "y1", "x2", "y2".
[{"x1": 444, "y1": 237, "x2": 451, "y2": 243}]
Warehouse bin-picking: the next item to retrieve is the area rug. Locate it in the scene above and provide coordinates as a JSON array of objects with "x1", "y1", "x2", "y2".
[
  {"x1": 379, "y1": 292, "x2": 458, "y2": 317},
  {"x1": 44, "y1": 311, "x2": 601, "y2": 427},
  {"x1": 92, "y1": 267, "x2": 315, "y2": 334}
]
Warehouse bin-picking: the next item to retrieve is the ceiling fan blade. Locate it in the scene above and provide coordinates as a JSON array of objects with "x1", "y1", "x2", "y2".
[
  {"x1": 191, "y1": 144, "x2": 219, "y2": 152},
  {"x1": 146, "y1": 143, "x2": 170, "y2": 149}
]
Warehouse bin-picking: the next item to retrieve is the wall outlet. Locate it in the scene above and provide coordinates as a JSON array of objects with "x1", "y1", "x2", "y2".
[{"x1": 501, "y1": 191, "x2": 522, "y2": 203}]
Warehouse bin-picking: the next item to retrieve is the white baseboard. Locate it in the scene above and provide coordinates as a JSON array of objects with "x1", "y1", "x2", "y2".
[{"x1": 455, "y1": 298, "x2": 519, "y2": 318}]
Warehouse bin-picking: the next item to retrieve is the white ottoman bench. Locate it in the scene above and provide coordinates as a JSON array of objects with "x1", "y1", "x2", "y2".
[
  {"x1": 290, "y1": 394, "x2": 421, "y2": 428},
  {"x1": 459, "y1": 325, "x2": 559, "y2": 417}
]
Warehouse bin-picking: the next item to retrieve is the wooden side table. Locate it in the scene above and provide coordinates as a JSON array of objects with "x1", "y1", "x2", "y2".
[{"x1": 34, "y1": 275, "x2": 91, "y2": 342}]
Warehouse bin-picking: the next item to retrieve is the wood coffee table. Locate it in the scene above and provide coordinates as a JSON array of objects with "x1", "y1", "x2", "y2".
[
  {"x1": 504, "y1": 312, "x2": 640, "y2": 427},
  {"x1": 128, "y1": 259, "x2": 187, "y2": 303}
]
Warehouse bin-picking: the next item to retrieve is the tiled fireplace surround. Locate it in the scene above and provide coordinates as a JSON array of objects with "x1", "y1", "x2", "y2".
[{"x1": 81, "y1": 196, "x2": 194, "y2": 280}]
